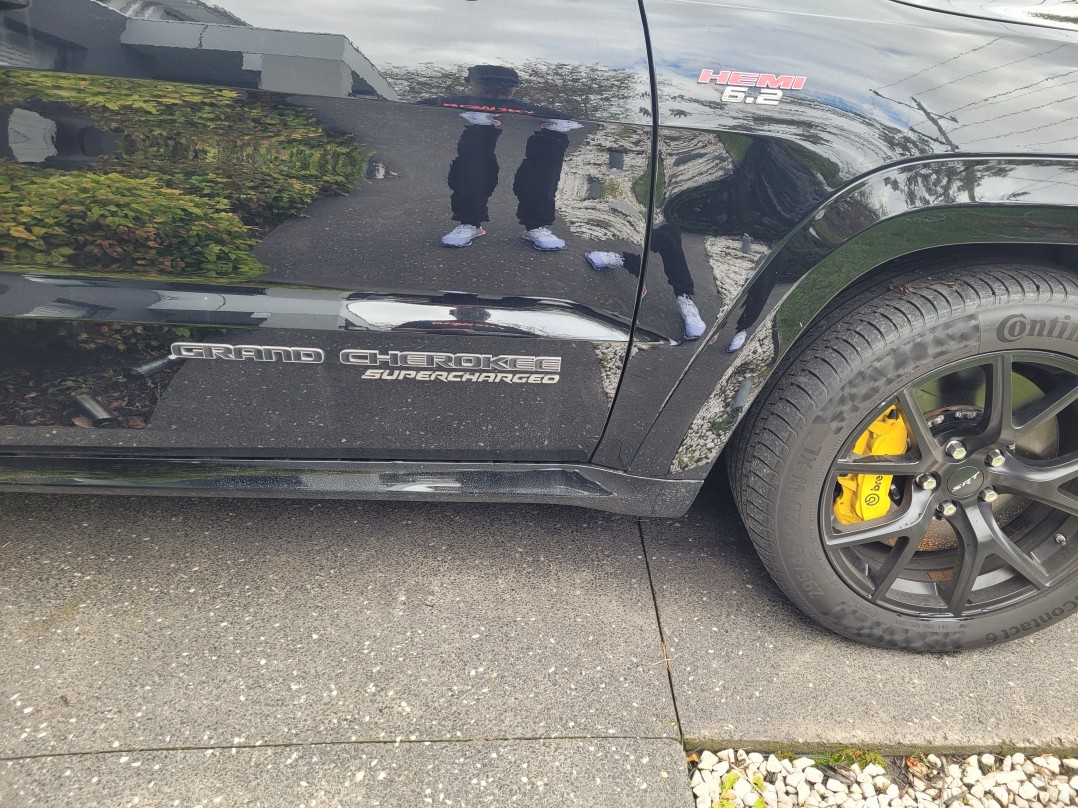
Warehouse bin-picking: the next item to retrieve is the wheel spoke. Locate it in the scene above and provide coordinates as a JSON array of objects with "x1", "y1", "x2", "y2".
[
  {"x1": 944, "y1": 503, "x2": 1052, "y2": 615},
  {"x1": 1014, "y1": 372, "x2": 1078, "y2": 436},
  {"x1": 825, "y1": 488, "x2": 934, "y2": 548},
  {"x1": 982, "y1": 353, "x2": 1016, "y2": 446},
  {"x1": 896, "y1": 388, "x2": 942, "y2": 465},
  {"x1": 869, "y1": 536, "x2": 921, "y2": 603},
  {"x1": 995, "y1": 451, "x2": 1078, "y2": 518},
  {"x1": 834, "y1": 457, "x2": 924, "y2": 476},
  {"x1": 944, "y1": 543, "x2": 986, "y2": 617}
]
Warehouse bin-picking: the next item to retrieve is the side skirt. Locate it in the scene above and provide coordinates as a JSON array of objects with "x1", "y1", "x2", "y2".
[{"x1": 0, "y1": 456, "x2": 702, "y2": 518}]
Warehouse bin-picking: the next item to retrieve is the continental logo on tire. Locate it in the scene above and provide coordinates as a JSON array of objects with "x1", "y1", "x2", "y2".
[{"x1": 997, "y1": 314, "x2": 1078, "y2": 344}]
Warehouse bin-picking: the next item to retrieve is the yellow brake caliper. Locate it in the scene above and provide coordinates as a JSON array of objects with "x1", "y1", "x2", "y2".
[{"x1": 834, "y1": 405, "x2": 909, "y2": 525}]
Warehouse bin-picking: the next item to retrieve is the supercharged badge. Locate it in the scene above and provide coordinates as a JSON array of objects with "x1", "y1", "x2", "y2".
[{"x1": 340, "y1": 350, "x2": 561, "y2": 384}]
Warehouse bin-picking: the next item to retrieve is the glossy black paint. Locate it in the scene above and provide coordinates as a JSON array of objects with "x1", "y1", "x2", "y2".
[
  {"x1": 1, "y1": 0, "x2": 1077, "y2": 513},
  {"x1": 599, "y1": 0, "x2": 1078, "y2": 477},
  {"x1": 1, "y1": 0, "x2": 655, "y2": 461}
]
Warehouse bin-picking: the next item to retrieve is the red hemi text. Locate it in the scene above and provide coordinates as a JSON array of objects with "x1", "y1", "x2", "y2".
[{"x1": 697, "y1": 70, "x2": 807, "y2": 90}]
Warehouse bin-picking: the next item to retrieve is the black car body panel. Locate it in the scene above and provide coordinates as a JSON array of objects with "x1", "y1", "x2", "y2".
[
  {"x1": 1, "y1": 0, "x2": 1077, "y2": 513},
  {"x1": 600, "y1": 0, "x2": 1078, "y2": 477},
  {"x1": 1, "y1": 0, "x2": 655, "y2": 463}
]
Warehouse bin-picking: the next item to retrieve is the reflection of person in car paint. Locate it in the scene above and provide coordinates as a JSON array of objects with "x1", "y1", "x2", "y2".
[
  {"x1": 419, "y1": 65, "x2": 581, "y2": 252},
  {"x1": 585, "y1": 220, "x2": 706, "y2": 341}
]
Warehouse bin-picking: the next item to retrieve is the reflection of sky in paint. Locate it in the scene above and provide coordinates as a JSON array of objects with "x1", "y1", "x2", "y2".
[
  {"x1": 893, "y1": 0, "x2": 1078, "y2": 32},
  {"x1": 204, "y1": 0, "x2": 649, "y2": 74},
  {"x1": 645, "y1": 0, "x2": 1078, "y2": 154},
  {"x1": 345, "y1": 301, "x2": 628, "y2": 341}
]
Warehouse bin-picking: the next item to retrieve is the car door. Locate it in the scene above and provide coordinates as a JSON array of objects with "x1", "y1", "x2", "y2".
[{"x1": 0, "y1": 0, "x2": 656, "y2": 462}]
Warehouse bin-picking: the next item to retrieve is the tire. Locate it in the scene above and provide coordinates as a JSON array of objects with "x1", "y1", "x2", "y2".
[{"x1": 729, "y1": 259, "x2": 1078, "y2": 650}]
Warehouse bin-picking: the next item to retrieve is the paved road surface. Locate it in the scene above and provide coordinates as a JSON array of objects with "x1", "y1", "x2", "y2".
[{"x1": 1, "y1": 475, "x2": 1074, "y2": 806}]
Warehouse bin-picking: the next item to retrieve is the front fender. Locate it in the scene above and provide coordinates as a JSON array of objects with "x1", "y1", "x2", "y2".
[{"x1": 626, "y1": 157, "x2": 1078, "y2": 478}]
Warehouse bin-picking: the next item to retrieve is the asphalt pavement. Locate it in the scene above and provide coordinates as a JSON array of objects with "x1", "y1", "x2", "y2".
[{"x1": 1, "y1": 476, "x2": 1075, "y2": 806}]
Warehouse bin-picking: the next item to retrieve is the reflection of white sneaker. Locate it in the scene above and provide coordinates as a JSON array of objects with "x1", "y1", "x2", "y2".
[
  {"x1": 542, "y1": 118, "x2": 583, "y2": 133},
  {"x1": 442, "y1": 224, "x2": 485, "y2": 247},
  {"x1": 585, "y1": 251, "x2": 624, "y2": 270},
  {"x1": 727, "y1": 330, "x2": 747, "y2": 352},
  {"x1": 523, "y1": 227, "x2": 566, "y2": 251},
  {"x1": 677, "y1": 294, "x2": 706, "y2": 340}
]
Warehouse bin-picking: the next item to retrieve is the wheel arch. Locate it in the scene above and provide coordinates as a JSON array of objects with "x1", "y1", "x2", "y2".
[{"x1": 632, "y1": 156, "x2": 1078, "y2": 481}]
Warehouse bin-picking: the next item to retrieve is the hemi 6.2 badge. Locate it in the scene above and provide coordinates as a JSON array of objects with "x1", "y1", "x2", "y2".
[{"x1": 697, "y1": 70, "x2": 807, "y2": 106}]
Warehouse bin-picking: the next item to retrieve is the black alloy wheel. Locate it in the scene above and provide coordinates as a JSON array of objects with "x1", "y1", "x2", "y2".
[
  {"x1": 822, "y1": 351, "x2": 1077, "y2": 624},
  {"x1": 730, "y1": 260, "x2": 1078, "y2": 650}
]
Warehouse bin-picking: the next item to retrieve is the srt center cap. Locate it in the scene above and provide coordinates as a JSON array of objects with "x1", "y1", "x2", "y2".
[{"x1": 947, "y1": 466, "x2": 984, "y2": 497}]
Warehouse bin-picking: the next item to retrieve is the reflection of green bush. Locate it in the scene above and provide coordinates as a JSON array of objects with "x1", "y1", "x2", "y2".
[
  {"x1": 0, "y1": 69, "x2": 368, "y2": 275},
  {"x1": 0, "y1": 165, "x2": 261, "y2": 277},
  {"x1": 2, "y1": 319, "x2": 216, "y2": 354}
]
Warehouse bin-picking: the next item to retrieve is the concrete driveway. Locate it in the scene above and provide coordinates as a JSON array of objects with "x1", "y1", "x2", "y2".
[{"x1": 1, "y1": 475, "x2": 1075, "y2": 806}]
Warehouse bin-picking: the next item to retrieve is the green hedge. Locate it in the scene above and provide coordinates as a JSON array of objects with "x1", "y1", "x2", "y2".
[
  {"x1": 0, "y1": 165, "x2": 261, "y2": 277},
  {"x1": 0, "y1": 69, "x2": 368, "y2": 276}
]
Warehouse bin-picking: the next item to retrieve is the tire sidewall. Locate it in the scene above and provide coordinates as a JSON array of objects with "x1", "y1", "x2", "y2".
[{"x1": 770, "y1": 297, "x2": 1078, "y2": 651}]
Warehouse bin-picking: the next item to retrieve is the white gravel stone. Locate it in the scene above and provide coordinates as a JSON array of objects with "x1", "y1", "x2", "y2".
[
  {"x1": 698, "y1": 750, "x2": 721, "y2": 771},
  {"x1": 733, "y1": 776, "x2": 754, "y2": 800},
  {"x1": 689, "y1": 748, "x2": 1072, "y2": 808}
]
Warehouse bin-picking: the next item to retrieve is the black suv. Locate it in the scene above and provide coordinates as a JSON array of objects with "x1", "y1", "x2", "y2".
[{"x1": 1, "y1": 0, "x2": 1076, "y2": 650}]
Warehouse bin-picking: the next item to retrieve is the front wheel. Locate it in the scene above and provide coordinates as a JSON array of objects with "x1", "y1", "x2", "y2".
[{"x1": 730, "y1": 260, "x2": 1078, "y2": 650}]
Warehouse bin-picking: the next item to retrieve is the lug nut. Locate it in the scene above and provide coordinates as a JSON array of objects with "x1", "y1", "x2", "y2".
[
  {"x1": 938, "y1": 501, "x2": 958, "y2": 517},
  {"x1": 1056, "y1": 533, "x2": 1068, "y2": 546},
  {"x1": 986, "y1": 449, "x2": 1005, "y2": 468},
  {"x1": 980, "y1": 487, "x2": 999, "y2": 503},
  {"x1": 916, "y1": 473, "x2": 938, "y2": 491},
  {"x1": 945, "y1": 440, "x2": 968, "y2": 460}
]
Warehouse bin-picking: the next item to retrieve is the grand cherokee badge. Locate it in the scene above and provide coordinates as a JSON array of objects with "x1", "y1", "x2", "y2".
[
  {"x1": 171, "y1": 343, "x2": 325, "y2": 363},
  {"x1": 341, "y1": 350, "x2": 561, "y2": 383}
]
